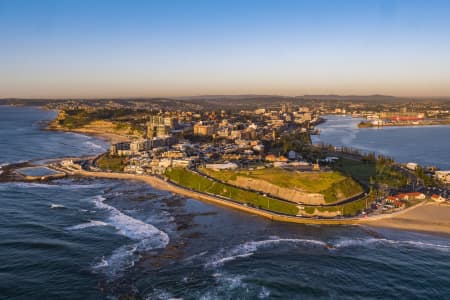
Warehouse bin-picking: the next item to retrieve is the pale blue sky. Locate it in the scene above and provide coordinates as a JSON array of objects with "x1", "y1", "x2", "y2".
[{"x1": 1, "y1": 0, "x2": 450, "y2": 98}]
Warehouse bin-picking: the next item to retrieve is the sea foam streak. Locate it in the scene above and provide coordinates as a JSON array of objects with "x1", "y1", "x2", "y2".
[
  {"x1": 83, "y1": 140, "x2": 106, "y2": 150},
  {"x1": 0, "y1": 163, "x2": 7, "y2": 175},
  {"x1": 92, "y1": 195, "x2": 169, "y2": 249},
  {"x1": 206, "y1": 238, "x2": 327, "y2": 268},
  {"x1": 333, "y1": 237, "x2": 450, "y2": 252},
  {"x1": 90, "y1": 195, "x2": 169, "y2": 276},
  {"x1": 196, "y1": 274, "x2": 248, "y2": 300},
  {"x1": 50, "y1": 204, "x2": 65, "y2": 209},
  {"x1": 92, "y1": 244, "x2": 138, "y2": 277},
  {"x1": 2, "y1": 182, "x2": 106, "y2": 190},
  {"x1": 66, "y1": 220, "x2": 108, "y2": 230},
  {"x1": 207, "y1": 236, "x2": 450, "y2": 268}
]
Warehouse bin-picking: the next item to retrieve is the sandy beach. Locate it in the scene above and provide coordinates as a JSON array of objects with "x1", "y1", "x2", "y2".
[
  {"x1": 47, "y1": 126, "x2": 130, "y2": 144},
  {"x1": 73, "y1": 130, "x2": 130, "y2": 144},
  {"x1": 364, "y1": 202, "x2": 450, "y2": 236}
]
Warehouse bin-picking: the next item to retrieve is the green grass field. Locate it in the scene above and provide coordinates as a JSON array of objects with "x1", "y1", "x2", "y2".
[
  {"x1": 336, "y1": 158, "x2": 408, "y2": 188},
  {"x1": 97, "y1": 155, "x2": 126, "y2": 172},
  {"x1": 302, "y1": 194, "x2": 375, "y2": 217},
  {"x1": 200, "y1": 167, "x2": 363, "y2": 203},
  {"x1": 165, "y1": 168, "x2": 299, "y2": 215}
]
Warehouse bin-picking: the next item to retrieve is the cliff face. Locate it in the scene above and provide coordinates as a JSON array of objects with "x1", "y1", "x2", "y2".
[
  {"x1": 47, "y1": 110, "x2": 142, "y2": 142},
  {"x1": 225, "y1": 174, "x2": 362, "y2": 205},
  {"x1": 230, "y1": 176, "x2": 326, "y2": 205},
  {"x1": 47, "y1": 110, "x2": 66, "y2": 129}
]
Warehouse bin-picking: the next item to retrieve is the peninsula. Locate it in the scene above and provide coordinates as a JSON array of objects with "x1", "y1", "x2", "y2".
[
  {"x1": 3, "y1": 97, "x2": 448, "y2": 234},
  {"x1": 32, "y1": 98, "x2": 448, "y2": 234}
]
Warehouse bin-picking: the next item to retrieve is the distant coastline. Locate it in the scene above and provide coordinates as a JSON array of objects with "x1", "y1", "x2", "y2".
[{"x1": 358, "y1": 120, "x2": 450, "y2": 128}]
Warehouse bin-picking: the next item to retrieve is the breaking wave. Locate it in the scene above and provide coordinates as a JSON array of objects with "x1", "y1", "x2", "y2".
[
  {"x1": 83, "y1": 140, "x2": 106, "y2": 151},
  {"x1": 66, "y1": 220, "x2": 109, "y2": 230},
  {"x1": 92, "y1": 244, "x2": 139, "y2": 278},
  {"x1": 90, "y1": 195, "x2": 170, "y2": 277},
  {"x1": 0, "y1": 182, "x2": 107, "y2": 190},
  {"x1": 206, "y1": 236, "x2": 450, "y2": 268},
  {"x1": 332, "y1": 237, "x2": 450, "y2": 252},
  {"x1": 196, "y1": 273, "x2": 249, "y2": 300},
  {"x1": 91, "y1": 195, "x2": 169, "y2": 248},
  {"x1": 50, "y1": 203, "x2": 65, "y2": 209},
  {"x1": 206, "y1": 238, "x2": 327, "y2": 268}
]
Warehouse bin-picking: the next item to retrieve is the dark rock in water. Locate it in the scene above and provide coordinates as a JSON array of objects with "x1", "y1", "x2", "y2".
[
  {"x1": 176, "y1": 223, "x2": 190, "y2": 231},
  {"x1": 361, "y1": 226, "x2": 385, "y2": 239},
  {"x1": 164, "y1": 197, "x2": 186, "y2": 207},
  {"x1": 325, "y1": 243, "x2": 335, "y2": 249}
]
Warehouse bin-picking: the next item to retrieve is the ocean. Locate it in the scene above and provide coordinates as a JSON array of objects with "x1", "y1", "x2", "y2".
[{"x1": 1, "y1": 106, "x2": 450, "y2": 300}]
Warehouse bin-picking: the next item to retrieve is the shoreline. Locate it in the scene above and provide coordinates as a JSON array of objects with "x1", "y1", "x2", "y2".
[
  {"x1": 46, "y1": 126, "x2": 130, "y2": 144},
  {"x1": 67, "y1": 168, "x2": 361, "y2": 225},
  {"x1": 55, "y1": 167, "x2": 450, "y2": 235},
  {"x1": 3, "y1": 155, "x2": 449, "y2": 236}
]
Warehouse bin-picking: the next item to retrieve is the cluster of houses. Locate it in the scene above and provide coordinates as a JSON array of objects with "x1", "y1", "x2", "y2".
[
  {"x1": 384, "y1": 191, "x2": 448, "y2": 210},
  {"x1": 385, "y1": 192, "x2": 426, "y2": 209},
  {"x1": 106, "y1": 104, "x2": 322, "y2": 175}
]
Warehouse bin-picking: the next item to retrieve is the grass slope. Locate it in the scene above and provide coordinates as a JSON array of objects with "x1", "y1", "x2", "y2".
[
  {"x1": 97, "y1": 155, "x2": 126, "y2": 172},
  {"x1": 201, "y1": 167, "x2": 363, "y2": 203},
  {"x1": 336, "y1": 158, "x2": 407, "y2": 188},
  {"x1": 166, "y1": 168, "x2": 299, "y2": 215}
]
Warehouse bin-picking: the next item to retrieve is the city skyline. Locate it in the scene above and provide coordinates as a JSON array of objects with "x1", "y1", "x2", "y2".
[{"x1": 2, "y1": 0, "x2": 450, "y2": 98}]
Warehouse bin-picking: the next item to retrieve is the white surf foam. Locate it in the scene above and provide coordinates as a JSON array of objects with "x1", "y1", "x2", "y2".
[
  {"x1": 145, "y1": 288, "x2": 176, "y2": 300},
  {"x1": 332, "y1": 237, "x2": 450, "y2": 252},
  {"x1": 83, "y1": 140, "x2": 106, "y2": 150},
  {"x1": 66, "y1": 220, "x2": 108, "y2": 230},
  {"x1": 183, "y1": 251, "x2": 209, "y2": 262},
  {"x1": 333, "y1": 237, "x2": 381, "y2": 248},
  {"x1": 90, "y1": 195, "x2": 169, "y2": 277},
  {"x1": 50, "y1": 203, "x2": 65, "y2": 209},
  {"x1": 92, "y1": 195, "x2": 169, "y2": 249},
  {"x1": 0, "y1": 163, "x2": 8, "y2": 168},
  {"x1": 211, "y1": 253, "x2": 254, "y2": 267},
  {"x1": 6, "y1": 182, "x2": 106, "y2": 190},
  {"x1": 206, "y1": 236, "x2": 450, "y2": 269},
  {"x1": 198, "y1": 274, "x2": 248, "y2": 299},
  {"x1": 383, "y1": 239, "x2": 450, "y2": 252},
  {"x1": 92, "y1": 244, "x2": 138, "y2": 277},
  {"x1": 258, "y1": 286, "x2": 271, "y2": 299},
  {"x1": 206, "y1": 238, "x2": 327, "y2": 268}
]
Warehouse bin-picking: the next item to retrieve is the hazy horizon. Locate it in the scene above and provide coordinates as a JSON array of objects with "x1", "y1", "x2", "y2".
[{"x1": 2, "y1": 0, "x2": 450, "y2": 98}]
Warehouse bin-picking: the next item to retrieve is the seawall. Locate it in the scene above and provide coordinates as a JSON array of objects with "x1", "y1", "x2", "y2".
[{"x1": 69, "y1": 169, "x2": 362, "y2": 225}]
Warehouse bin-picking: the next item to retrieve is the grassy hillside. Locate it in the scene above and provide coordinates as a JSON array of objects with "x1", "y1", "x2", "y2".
[
  {"x1": 336, "y1": 158, "x2": 408, "y2": 188},
  {"x1": 165, "y1": 168, "x2": 299, "y2": 215},
  {"x1": 301, "y1": 195, "x2": 373, "y2": 217},
  {"x1": 97, "y1": 154, "x2": 127, "y2": 172},
  {"x1": 51, "y1": 109, "x2": 145, "y2": 137},
  {"x1": 200, "y1": 167, "x2": 363, "y2": 203}
]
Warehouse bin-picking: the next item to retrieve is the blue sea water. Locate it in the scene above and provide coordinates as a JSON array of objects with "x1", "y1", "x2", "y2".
[{"x1": 1, "y1": 106, "x2": 450, "y2": 300}]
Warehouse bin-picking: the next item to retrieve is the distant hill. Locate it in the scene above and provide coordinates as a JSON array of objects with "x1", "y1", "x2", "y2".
[
  {"x1": 295, "y1": 94, "x2": 400, "y2": 102},
  {"x1": 2, "y1": 94, "x2": 448, "y2": 110}
]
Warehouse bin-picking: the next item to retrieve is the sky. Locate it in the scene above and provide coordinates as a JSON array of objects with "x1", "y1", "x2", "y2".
[{"x1": 1, "y1": 0, "x2": 450, "y2": 98}]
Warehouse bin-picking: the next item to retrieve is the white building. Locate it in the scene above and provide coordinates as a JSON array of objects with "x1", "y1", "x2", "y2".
[
  {"x1": 205, "y1": 162, "x2": 239, "y2": 171},
  {"x1": 435, "y1": 171, "x2": 450, "y2": 183}
]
